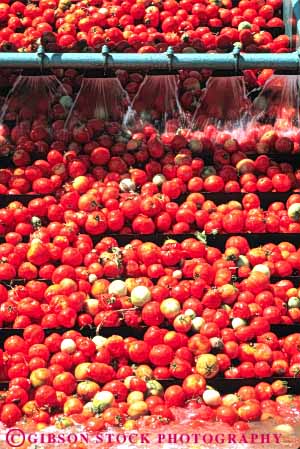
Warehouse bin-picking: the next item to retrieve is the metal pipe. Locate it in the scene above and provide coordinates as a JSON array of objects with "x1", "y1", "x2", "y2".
[
  {"x1": 0, "y1": 48, "x2": 299, "y2": 71},
  {"x1": 283, "y1": 0, "x2": 294, "y2": 49},
  {"x1": 292, "y1": 0, "x2": 300, "y2": 49}
]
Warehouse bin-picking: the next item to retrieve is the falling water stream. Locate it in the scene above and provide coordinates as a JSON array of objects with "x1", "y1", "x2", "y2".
[
  {"x1": 251, "y1": 74, "x2": 300, "y2": 136},
  {"x1": 123, "y1": 75, "x2": 190, "y2": 133},
  {"x1": 65, "y1": 77, "x2": 131, "y2": 129},
  {"x1": 0, "y1": 75, "x2": 70, "y2": 124},
  {"x1": 190, "y1": 76, "x2": 252, "y2": 141}
]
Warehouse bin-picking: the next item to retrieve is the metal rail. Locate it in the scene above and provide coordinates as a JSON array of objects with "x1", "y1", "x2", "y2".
[
  {"x1": 0, "y1": 46, "x2": 300, "y2": 71},
  {"x1": 292, "y1": 0, "x2": 300, "y2": 48},
  {"x1": 284, "y1": 0, "x2": 294, "y2": 48}
]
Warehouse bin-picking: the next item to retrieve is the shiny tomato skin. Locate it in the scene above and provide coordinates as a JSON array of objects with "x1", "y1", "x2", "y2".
[{"x1": 149, "y1": 344, "x2": 174, "y2": 366}]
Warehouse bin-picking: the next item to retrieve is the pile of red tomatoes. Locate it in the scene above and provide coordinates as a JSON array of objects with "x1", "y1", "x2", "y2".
[
  {"x1": 1, "y1": 326, "x2": 300, "y2": 432},
  {"x1": 0, "y1": 63, "x2": 298, "y2": 449},
  {"x1": 1, "y1": 161, "x2": 300, "y2": 235},
  {"x1": 2, "y1": 233, "x2": 300, "y2": 328},
  {"x1": 0, "y1": 0, "x2": 289, "y2": 53}
]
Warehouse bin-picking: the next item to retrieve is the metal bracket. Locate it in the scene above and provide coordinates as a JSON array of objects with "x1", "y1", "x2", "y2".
[
  {"x1": 166, "y1": 46, "x2": 174, "y2": 72},
  {"x1": 101, "y1": 45, "x2": 110, "y2": 74},
  {"x1": 232, "y1": 44, "x2": 241, "y2": 74},
  {"x1": 37, "y1": 45, "x2": 45, "y2": 73},
  {"x1": 297, "y1": 47, "x2": 300, "y2": 74}
]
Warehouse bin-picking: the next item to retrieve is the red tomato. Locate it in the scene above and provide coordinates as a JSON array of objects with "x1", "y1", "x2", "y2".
[
  {"x1": 149, "y1": 344, "x2": 174, "y2": 366},
  {"x1": 128, "y1": 341, "x2": 150, "y2": 363},
  {"x1": 216, "y1": 405, "x2": 238, "y2": 425},
  {"x1": 1, "y1": 404, "x2": 22, "y2": 426},
  {"x1": 238, "y1": 400, "x2": 262, "y2": 421},
  {"x1": 142, "y1": 302, "x2": 164, "y2": 326},
  {"x1": 164, "y1": 385, "x2": 186, "y2": 407}
]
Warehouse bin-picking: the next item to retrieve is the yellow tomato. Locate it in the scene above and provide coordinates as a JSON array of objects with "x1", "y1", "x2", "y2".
[{"x1": 196, "y1": 354, "x2": 219, "y2": 379}]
